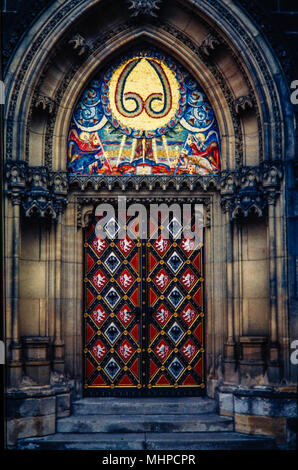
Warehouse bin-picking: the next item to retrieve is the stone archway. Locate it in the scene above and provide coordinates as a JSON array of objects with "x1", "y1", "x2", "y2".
[{"x1": 4, "y1": 0, "x2": 296, "y2": 448}]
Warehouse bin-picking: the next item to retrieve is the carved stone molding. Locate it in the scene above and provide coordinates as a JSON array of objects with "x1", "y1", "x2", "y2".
[
  {"x1": 262, "y1": 162, "x2": 283, "y2": 189},
  {"x1": 24, "y1": 18, "x2": 248, "y2": 168},
  {"x1": 68, "y1": 33, "x2": 93, "y2": 56},
  {"x1": 29, "y1": 19, "x2": 264, "y2": 170},
  {"x1": 5, "y1": 161, "x2": 68, "y2": 220},
  {"x1": 219, "y1": 162, "x2": 282, "y2": 219},
  {"x1": 199, "y1": 34, "x2": 220, "y2": 56},
  {"x1": 5, "y1": 0, "x2": 287, "y2": 172},
  {"x1": 194, "y1": 0, "x2": 283, "y2": 160},
  {"x1": 34, "y1": 94, "x2": 55, "y2": 114},
  {"x1": 233, "y1": 95, "x2": 254, "y2": 114},
  {"x1": 42, "y1": 21, "x2": 132, "y2": 167},
  {"x1": 127, "y1": 0, "x2": 163, "y2": 17},
  {"x1": 5, "y1": 159, "x2": 283, "y2": 222},
  {"x1": 221, "y1": 191, "x2": 267, "y2": 219},
  {"x1": 68, "y1": 173, "x2": 219, "y2": 192},
  {"x1": 5, "y1": 161, "x2": 27, "y2": 191}
]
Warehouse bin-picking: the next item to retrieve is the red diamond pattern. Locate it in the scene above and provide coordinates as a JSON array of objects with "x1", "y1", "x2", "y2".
[
  {"x1": 153, "y1": 235, "x2": 170, "y2": 256},
  {"x1": 181, "y1": 304, "x2": 197, "y2": 325},
  {"x1": 117, "y1": 236, "x2": 134, "y2": 256},
  {"x1": 85, "y1": 213, "x2": 205, "y2": 391},
  {"x1": 92, "y1": 237, "x2": 107, "y2": 255},
  {"x1": 117, "y1": 269, "x2": 135, "y2": 291},
  {"x1": 153, "y1": 304, "x2": 170, "y2": 326},
  {"x1": 117, "y1": 304, "x2": 134, "y2": 327},
  {"x1": 86, "y1": 288, "x2": 95, "y2": 308},
  {"x1": 180, "y1": 268, "x2": 197, "y2": 290},
  {"x1": 86, "y1": 358, "x2": 95, "y2": 378},
  {"x1": 86, "y1": 253, "x2": 95, "y2": 272},
  {"x1": 154, "y1": 269, "x2": 170, "y2": 291},
  {"x1": 91, "y1": 339, "x2": 107, "y2": 362},
  {"x1": 154, "y1": 339, "x2": 171, "y2": 362},
  {"x1": 180, "y1": 339, "x2": 198, "y2": 361},
  {"x1": 117, "y1": 339, "x2": 135, "y2": 362},
  {"x1": 86, "y1": 324, "x2": 96, "y2": 343},
  {"x1": 92, "y1": 269, "x2": 108, "y2": 291},
  {"x1": 180, "y1": 237, "x2": 195, "y2": 255},
  {"x1": 91, "y1": 305, "x2": 108, "y2": 327}
]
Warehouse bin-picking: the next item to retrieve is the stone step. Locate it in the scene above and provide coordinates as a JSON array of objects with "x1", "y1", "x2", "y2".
[
  {"x1": 17, "y1": 432, "x2": 276, "y2": 450},
  {"x1": 57, "y1": 413, "x2": 233, "y2": 434},
  {"x1": 72, "y1": 397, "x2": 217, "y2": 416}
]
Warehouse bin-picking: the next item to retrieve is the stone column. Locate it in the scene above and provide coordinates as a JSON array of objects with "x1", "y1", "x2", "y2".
[
  {"x1": 267, "y1": 193, "x2": 280, "y2": 382},
  {"x1": 223, "y1": 211, "x2": 237, "y2": 382},
  {"x1": 52, "y1": 209, "x2": 65, "y2": 373},
  {"x1": 8, "y1": 195, "x2": 23, "y2": 386}
]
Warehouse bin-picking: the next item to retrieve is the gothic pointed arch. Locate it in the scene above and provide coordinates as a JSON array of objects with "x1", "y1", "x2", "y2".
[
  {"x1": 4, "y1": 0, "x2": 295, "y2": 172},
  {"x1": 3, "y1": 0, "x2": 297, "y2": 448}
]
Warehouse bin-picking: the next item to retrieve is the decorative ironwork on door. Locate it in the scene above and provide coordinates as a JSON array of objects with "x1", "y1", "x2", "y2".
[{"x1": 83, "y1": 206, "x2": 205, "y2": 396}]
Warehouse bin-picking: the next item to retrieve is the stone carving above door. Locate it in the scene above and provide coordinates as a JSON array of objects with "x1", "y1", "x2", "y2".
[
  {"x1": 126, "y1": 0, "x2": 163, "y2": 17},
  {"x1": 5, "y1": 159, "x2": 283, "y2": 222}
]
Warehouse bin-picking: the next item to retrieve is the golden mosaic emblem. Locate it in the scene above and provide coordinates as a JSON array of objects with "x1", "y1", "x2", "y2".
[{"x1": 108, "y1": 56, "x2": 180, "y2": 132}]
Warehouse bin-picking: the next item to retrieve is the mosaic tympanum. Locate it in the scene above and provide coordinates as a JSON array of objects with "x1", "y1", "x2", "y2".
[{"x1": 68, "y1": 50, "x2": 221, "y2": 175}]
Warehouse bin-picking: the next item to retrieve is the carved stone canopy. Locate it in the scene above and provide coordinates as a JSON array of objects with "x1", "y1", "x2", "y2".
[
  {"x1": 5, "y1": 161, "x2": 68, "y2": 220},
  {"x1": 126, "y1": 0, "x2": 163, "y2": 17},
  {"x1": 5, "y1": 160, "x2": 283, "y2": 222}
]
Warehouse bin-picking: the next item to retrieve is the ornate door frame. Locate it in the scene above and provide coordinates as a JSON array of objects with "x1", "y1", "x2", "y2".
[{"x1": 81, "y1": 195, "x2": 210, "y2": 397}]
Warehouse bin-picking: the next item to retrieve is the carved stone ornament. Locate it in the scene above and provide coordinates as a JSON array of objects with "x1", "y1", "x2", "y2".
[
  {"x1": 233, "y1": 95, "x2": 254, "y2": 114},
  {"x1": 5, "y1": 161, "x2": 68, "y2": 220},
  {"x1": 220, "y1": 163, "x2": 283, "y2": 219},
  {"x1": 68, "y1": 34, "x2": 93, "y2": 56},
  {"x1": 34, "y1": 94, "x2": 55, "y2": 114},
  {"x1": 5, "y1": 160, "x2": 283, "y2": 222},
  {"x1": 199, "y1": 34, "x2": 220, "y2": 56},
  {"x1": 127, "y1": 0, "x2": 162, "y2": 17},
  {"x1": 221, "y1": 191, "x2": 267, "y2": 219}
]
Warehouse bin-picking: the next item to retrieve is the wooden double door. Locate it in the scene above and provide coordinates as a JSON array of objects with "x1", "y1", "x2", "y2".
[{"x1": 83, "y1": 204, "x2": 205, "y2": 396}]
